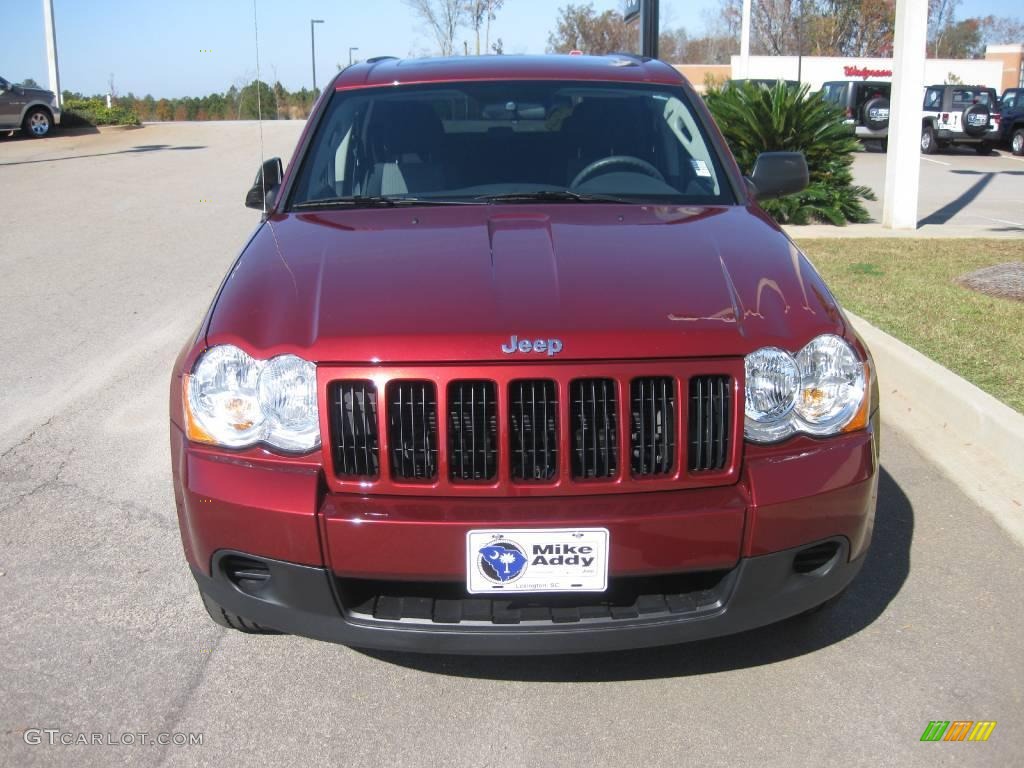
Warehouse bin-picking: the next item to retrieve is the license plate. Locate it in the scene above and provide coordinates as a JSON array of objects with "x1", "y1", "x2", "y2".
[{"x1": 466, "y1": 528, "x2": 609, "y2": 594}]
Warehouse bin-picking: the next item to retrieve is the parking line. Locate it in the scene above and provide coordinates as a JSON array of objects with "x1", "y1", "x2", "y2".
[
  {"x1": 972, "y1": 214, "x2": 1024, "y2": 228},
  {"x1": 920, "y1": 157, "x2": 951, "y2": 166}
]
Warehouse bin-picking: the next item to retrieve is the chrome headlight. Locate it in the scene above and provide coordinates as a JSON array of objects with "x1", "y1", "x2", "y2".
[
  {"x1": 185, "y1": 345, "x2": 320, "y2": 453},
  {"x1": 745, "y1": 334, "x2": 868, "y2": 443}
]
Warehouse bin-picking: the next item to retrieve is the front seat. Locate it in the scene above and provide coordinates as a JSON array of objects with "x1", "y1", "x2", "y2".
[{"x1": 365, "y1": 102, "x2": 446, "y2": 196}]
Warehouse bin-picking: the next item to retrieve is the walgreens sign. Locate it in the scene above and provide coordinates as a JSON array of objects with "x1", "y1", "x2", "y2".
[{"x1": 844, "y1": 65, "x2": 894, "y2": 79}]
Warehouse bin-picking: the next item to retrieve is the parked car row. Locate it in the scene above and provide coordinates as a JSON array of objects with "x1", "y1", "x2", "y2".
[{"x1": 818, "y1": 78, "x2": 1023, "y2": 156}]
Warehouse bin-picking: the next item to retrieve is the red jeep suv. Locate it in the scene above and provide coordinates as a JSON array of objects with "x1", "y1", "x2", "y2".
[{"x1": 170, "y1": 55, "x2": 879, "y2": 654}]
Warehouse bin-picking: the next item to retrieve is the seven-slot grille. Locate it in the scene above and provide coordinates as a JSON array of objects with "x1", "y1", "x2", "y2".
[{"x1": 327, "y1": 369, "x2": 735, "y2": 490}]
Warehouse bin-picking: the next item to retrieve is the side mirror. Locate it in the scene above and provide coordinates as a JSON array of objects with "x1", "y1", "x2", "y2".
[
  {"x1": 245, "y1": 157, "x2": 284, "y2": 211},
  {"x1": 746, "y1": 152, "x2": 809, "y2": 201}
]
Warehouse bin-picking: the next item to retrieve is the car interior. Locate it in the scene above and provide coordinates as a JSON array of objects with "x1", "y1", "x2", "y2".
[{"x1": 292, "y1": 82, "x2": 729, "y2": 205}]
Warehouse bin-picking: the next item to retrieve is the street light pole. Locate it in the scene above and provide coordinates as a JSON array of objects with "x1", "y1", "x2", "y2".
[
  {"x1": 310, "y1": 19, "x2": 324, "y2": 91},
  {"x1": 43, "y1": 0, "x2": 61, "y2": 106},
  {"x1": 349, "y1": 47, "x2": 359, "y2": 66}
]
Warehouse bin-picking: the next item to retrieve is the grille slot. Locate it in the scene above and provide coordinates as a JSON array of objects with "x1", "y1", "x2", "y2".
[
  {"x1": 329, "y1": 381, "x2": 380, "y2": 478},
  {"x1": 509, "y1": 380, "x2": 558, "y2": 482},
  {"x1": 387, "y1": 381, "x2": 438, "y2": 481},
  {"x1": 571, "y1": 379, "x2": 618, "y2": 479},
  {"x1": 631, "y1": 377, "x2": 677, "y2": 476},
  {"x1": 448, "y1": 381, "x2": 498, "y2": 482},
  {"x1": 688, "y1": 375, "x2": 731, "y2": 472}
]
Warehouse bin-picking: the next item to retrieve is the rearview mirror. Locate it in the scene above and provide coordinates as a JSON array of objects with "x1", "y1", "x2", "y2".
[
  {"x1": 245, "y1": 157, "x2": 284, "y2": 211},
  {"x1": 746, "y1": 152, "x2": 809, "y2": 201}
]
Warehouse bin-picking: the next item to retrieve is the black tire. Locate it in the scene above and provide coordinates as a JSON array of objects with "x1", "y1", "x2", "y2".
[
  {"x1": 961, "y1": 103, "x2": 990, "y2": 137},
  {"x1": 200, "y1": 591, "x2": 279, "y2": 634},
  {"x1": 879, "y1": 138, "x2": 888, "y2": 153},
  {"x1": 921, "y1": 125, "x2": 937, "y2": 154},
  {"x1": 22, "y1": 107, "x2": 53, "y2": 138},
  {"x1": 861, "y1": 97, "x2": 890, "y2": 131},
  {"x1": 1011, "y1": 128, "x2": 1024, "y2": 156},
  {"x1": 975, "y1": 142, "x2": 994, "y2": 156}
]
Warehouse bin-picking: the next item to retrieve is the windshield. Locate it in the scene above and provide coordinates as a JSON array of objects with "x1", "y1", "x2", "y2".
[{"x1": 288, "y1": 80, "x2": 734, "y2": 208}]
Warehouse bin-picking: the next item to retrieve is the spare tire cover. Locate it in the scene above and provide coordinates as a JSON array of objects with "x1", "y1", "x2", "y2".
[
  {"x1": 861, "y1": 97, "x2": 890, "y2": 130},
  {"x1": 962, "y1": 103, "x2": 991, "y2": 136}
]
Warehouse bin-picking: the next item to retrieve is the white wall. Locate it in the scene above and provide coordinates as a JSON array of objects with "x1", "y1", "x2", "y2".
[{"x1": 729, "y1": 55, "x2": 1003, "y2": 91}]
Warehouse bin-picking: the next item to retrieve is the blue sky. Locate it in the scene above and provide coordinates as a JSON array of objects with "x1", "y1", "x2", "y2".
[{"x1": 1, "y1": 0, "x2": 1019, "y2": 97}]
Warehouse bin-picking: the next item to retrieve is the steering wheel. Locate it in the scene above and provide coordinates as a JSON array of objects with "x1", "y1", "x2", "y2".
[{"x1": 571, "y1": 155, "x2": 665, "y2": 189}]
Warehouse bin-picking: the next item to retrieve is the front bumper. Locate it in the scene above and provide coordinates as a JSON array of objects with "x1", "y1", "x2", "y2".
[
  {"x1": 193, "y1": 537, "x2": 864, "y2": 655},
  {"x1": 172, "y1": 413, "x2": 879, "y2": 654}
]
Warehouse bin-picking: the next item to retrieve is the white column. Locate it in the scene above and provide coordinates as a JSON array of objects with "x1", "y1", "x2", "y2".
[
  {"x1": 739, "y1": 0, "x2": 752, "y2": 79},
  {"x1": 882, "y1": 0, "x2": 928, "y2": 230},
  {"x1": 43, "y1": 0, "x2": 61, "y2": 106}
]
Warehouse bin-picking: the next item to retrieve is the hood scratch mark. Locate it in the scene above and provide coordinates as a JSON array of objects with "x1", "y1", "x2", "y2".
[{"x1": 267, "y1": 219, "x2": 298, "y2": 298}]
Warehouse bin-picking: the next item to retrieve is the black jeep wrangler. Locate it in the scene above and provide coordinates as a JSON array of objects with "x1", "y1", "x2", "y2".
[{"x1": 821, "y1": 80, "x2": 891, "y2": 151}]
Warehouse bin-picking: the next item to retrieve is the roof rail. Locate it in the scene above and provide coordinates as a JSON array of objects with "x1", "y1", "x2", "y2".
[
  {"x1": 605, "y1": 52, "x2": 652, "y2": 64},
  {"x1": 365, "y1": 56, "x2": 399, "y2": 64}
]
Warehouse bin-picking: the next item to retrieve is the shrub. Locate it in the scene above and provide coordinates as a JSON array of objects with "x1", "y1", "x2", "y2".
[
  {"x1": 62, "y1": 98, "x2": 140, "y2": 127},
  {"x1": 704, "y1": 82, "x2": 874, "y2": 225}
]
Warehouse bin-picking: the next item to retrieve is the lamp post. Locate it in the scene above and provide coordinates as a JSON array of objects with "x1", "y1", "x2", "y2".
[
  {"x1": 43, "y1": 0, "x2": 61, "y2": 106},
  {"x1": 349, "y1": 47, "x2": 360, "y2": 66},
  {"x1": 310, "y1": 19, "x2": 325, "y2": 91}
]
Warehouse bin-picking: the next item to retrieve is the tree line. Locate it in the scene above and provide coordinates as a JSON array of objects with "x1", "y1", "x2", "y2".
[
  {"x1": 546, "y1": 0, "x2": 1023, "y2": 63},
  {"x1": 57, "y1": 80, "x2": 318, "y2": 122}
]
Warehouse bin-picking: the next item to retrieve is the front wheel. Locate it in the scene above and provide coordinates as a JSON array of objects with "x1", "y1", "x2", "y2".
[
  {"x1": 920, "y1": 126, "x2": 936, "y2": 154},
  {"x1": 1012, "y1": 129, "x2": 1024, "y2": 156},
  {"x1": 23, "y1": 107, "x2": 53, "y2": 138}
]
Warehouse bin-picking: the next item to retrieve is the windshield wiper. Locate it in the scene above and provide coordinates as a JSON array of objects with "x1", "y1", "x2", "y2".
[
  {"x1": 475, "y1": 190, "x2": 631, "y2": 204},
  {"x1": 292, "y1": 195, "x2": 482, "y2": 209}
]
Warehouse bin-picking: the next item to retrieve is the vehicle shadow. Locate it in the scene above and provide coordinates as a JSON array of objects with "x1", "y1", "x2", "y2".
[
  {"x1": 0, "y1": 144, "x2": 206, "y2": 166},
  {"x1": 358, "y1": 467, "x2": 912, "y2": 681}
]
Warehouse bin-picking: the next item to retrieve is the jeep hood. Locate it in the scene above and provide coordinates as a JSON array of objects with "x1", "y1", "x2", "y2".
[{"x1": 206, "y1": 204, "x2": 846, "y2": 363}]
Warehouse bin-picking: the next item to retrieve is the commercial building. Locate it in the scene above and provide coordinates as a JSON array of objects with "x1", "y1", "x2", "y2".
[{"x1": 677, "y1": 45, "x2": 1022, "y2": 93}]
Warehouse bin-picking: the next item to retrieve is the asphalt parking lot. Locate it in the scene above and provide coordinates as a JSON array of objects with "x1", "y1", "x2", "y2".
[
  {"x1": 1, "y1": 122, "x2": 1022, "y2": 767},
  {"x1": 855, "y1": 142, "x2": 1024, "y2": 232}
]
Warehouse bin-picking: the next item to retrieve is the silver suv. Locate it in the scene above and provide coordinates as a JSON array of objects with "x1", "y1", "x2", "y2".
[{"x1": 0, "y1": 76, "x2": 61, "y2": 138}]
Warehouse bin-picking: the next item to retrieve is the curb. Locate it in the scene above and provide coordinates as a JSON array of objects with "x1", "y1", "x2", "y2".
[{"x1": 847, "y1": 310, "x2": 1024, "y2": 546}]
